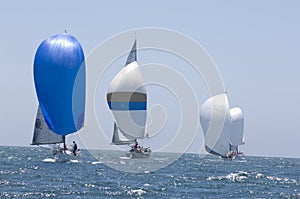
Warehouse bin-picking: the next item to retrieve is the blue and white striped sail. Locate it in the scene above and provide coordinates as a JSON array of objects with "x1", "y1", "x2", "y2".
[
  {"x1": 200, "y1": 93, "x2": 244, "y2": 157},
  {"x1": 107, "y1": 40, "x2": 147, "y2": 140}
]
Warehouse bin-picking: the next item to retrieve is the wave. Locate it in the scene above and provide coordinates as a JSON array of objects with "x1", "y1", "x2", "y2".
[
  {"x1": 207, "y1": 171, "x2": 249, "y2": 182},
  {"x1": 91, "y1": 161, "x2": 103, "y2": 165},
  {"x1": 207, "y1": 171, "x2": 298, "y2": 185},
  {"x1": 127, "y1": 188, "x2": 146, "y2": 196}
]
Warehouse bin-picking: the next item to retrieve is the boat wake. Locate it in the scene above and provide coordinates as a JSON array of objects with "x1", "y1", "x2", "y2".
[{"x1": 42, "y1": 157, "x2": 80, "y2": 163}]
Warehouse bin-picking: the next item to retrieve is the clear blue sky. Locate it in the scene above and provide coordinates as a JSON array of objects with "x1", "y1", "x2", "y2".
[{"x1": 0, "y1": 1, "x2": 299, "y2": 158}]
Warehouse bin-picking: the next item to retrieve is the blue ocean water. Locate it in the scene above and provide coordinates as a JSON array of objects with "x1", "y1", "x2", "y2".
[{"x1": 0, "y1": 146, "x2": 299, "y2": 198}]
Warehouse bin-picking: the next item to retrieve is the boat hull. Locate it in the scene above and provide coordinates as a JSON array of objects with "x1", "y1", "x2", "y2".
[
  {"x1": 53, "y1": 150, "x2": 80, "y2": 163},
  {"x1": 126, "y1": 148, "x2": 151, "y2": 158}
]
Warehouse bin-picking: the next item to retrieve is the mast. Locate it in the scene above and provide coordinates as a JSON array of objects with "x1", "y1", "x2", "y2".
[{"x1": 63, "y1": 135, "x2": 66, "y2": 145}]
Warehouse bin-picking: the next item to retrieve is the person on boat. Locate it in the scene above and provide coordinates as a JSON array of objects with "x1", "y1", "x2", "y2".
[
  {"x1": 227, "y1": 151, "x2": 234, "y2": 158},
  {"x1": 72, "y1": 141, "x2": 78, "y2": 156},
  {"x1": 56, "y1": 144, "x2": 63, "y2": 154},
  {"x1": 53, "y1": 145, "x2": 59, "y2": 155}
]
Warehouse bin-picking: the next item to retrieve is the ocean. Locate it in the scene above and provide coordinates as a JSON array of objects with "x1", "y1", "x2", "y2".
[{"x1": 0, "y1": 146, "x2": 299, "y2": 198}]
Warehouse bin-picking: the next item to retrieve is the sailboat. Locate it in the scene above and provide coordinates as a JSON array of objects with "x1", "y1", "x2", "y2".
[
  {"x1": 31, "y1": 106, "x2": 80, "y2": 162},
  {"x1": 107, "y1": 39, "x2": 151, "y2": 158},
  {"x1": 32, "y1": 32, "x2": 85, "y2": 162},
  {"x1": 229, "y1": 106, "x2": 245, "y2": 157},
  {"x1": 200, "y1": 93, "x2": 244, "y2": 159}
]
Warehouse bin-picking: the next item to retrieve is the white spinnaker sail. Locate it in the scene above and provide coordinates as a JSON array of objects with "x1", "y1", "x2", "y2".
[
  {"x1": 31, "y1": 105, "x2": 64, "y2": 145},
  {"x1": 108, "y1": 61, "x2": 146, "y2": 94},
  {"x1": 107, "y1": 41, "x2": 147, "y2": 139},
  {"x1": 112, "y1": 122, "x2": 136, "y2": 145},
  {"x1": 200, "y1": 93, "x2": 232, "y2": 157},
  {"x1": 229, "y1": 107, "x2": 244, "y2": 146}
]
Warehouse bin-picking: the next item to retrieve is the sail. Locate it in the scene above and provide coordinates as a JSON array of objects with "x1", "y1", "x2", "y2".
[
  {"x1": 200, "y1": 93, "x2": 232, "y2": 157},
  {"x1": 229, "y1": 107, "x2": 244, "y2": 146},
  {"x1": 107, "y1": 40, "x2": 147, "y2": 139},
  {"x1": 125, "y1": 40, "x2": 136, "y2": 66},
  {"x1": 31, "y1": 106, "x2": 64, "y2": 145},
  {"x1": 112, "y1": 122, "x2": 136, "y2": 145},
  {"x1": 33, "y1": 33, "x2": 86, "y2": 135}
]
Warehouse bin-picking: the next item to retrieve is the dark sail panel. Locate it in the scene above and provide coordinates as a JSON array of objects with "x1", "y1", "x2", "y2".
[
  {"x1": 125, "y1": 39, "x2": 137, "y2": 66},
  {"x1": 31, "y1": 106, "x2": 64, "y2": 145}
]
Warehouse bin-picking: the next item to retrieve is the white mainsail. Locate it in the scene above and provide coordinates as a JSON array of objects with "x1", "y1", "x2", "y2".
[
  {"x1": 31, "y1": 105, "x2": 64, "y2": 145},
  {"x1": 111, "y1": 122, "x2": 136, "y2": 145},
  {"x1": 107, "y1": 40, "x2": 147, "y2": 141}
]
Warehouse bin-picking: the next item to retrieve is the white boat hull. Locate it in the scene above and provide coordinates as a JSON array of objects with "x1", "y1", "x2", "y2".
[
  {"x1": 126, "y1": 148, "x2": 151, "y2": 158},
  {"x1": 53, "y1": 150, "x2": 80, "y2": 163}
]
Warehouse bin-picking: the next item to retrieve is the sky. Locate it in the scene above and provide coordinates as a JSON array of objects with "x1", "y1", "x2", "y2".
[{"x1": 0, "y1": 1, "x2": 299, "y2": 158}]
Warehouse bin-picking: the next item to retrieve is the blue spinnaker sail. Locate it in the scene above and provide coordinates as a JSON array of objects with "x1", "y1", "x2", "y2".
[{"x1": 33, "y1": 33, "x2": 86, "y2": 135}]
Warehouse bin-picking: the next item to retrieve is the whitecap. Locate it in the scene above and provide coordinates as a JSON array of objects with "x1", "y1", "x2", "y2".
[
  {"x1": 91, "y1": 161, "x2": 103, "y2": 165},
  {"x1": 8, "y1": 156, "x2": 17, "y2": 160},
  {"x1": 119, "y1": 156, "x2": 130, "y2": 160},
  {"x1": 255, "y1": 173, "x2": 264, "y2": 178},
  {"x1": 266, "y1": 176, "x2": 298, "y2": 184},
  {"x1": 69, "y1": 160, "x2": 79, "y2": 163},
  {"x1": 225, "y1": 171, "x2": 248, "y2": 182},
  {"x1": 206, "y1": 176, "x2": 215, "y2": 181},
  {"x1": 207, "y1": 171, "x2": 249, "y2": 182},
  {"x1": 154, "y1": 157, "x2": 168, "y2": 162},
  {"x1": 42, "y1": 158, "x2": 55, "y2": 163},
  {"x1": 0, "y1": 180, "x2": 10, "y2": 185},
  {"x1": 120, "y1": 160, "x2": 125, "y2": 165},
  {"x1": 128, "y1": 189, "x2": 146, "y2": 196},
  {"x1": 84, "y1": 183, "x2": 96, "y2": 187}
]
